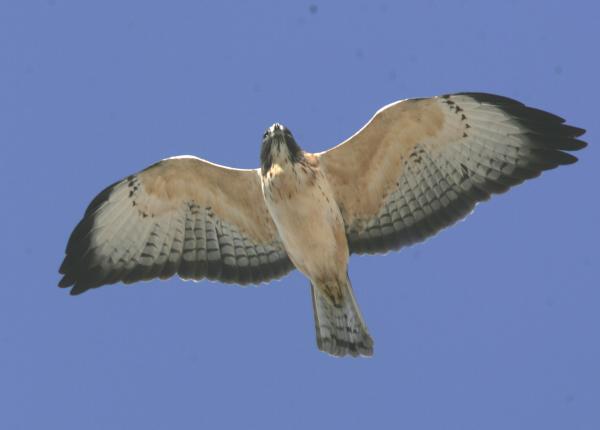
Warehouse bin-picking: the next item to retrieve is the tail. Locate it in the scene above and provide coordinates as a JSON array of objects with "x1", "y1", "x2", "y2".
[{"x1": 311, "y1": 276, "x2": 374, "y2": 357}]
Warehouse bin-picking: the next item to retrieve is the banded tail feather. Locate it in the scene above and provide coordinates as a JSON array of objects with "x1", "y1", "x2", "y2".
[{"x1": 311, "y1": 276, "x2": 373, "y2": 357}]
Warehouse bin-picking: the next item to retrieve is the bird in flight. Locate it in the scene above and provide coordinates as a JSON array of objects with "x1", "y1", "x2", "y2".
[{"x1": 59, "y1": 93, "x2": 586, "y2": 357}]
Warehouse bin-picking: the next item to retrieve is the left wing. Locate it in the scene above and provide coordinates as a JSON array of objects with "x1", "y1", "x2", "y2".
[
  {"x1": 318, "y1": 93, "x2": 586, "y2": 254},
  {"x1": 59, "y1": 156, "x2": 294, "y2": 295}
]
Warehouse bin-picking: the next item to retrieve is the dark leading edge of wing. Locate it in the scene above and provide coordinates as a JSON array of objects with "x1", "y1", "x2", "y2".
[{"x1": 347, "y1": 92, "x2": 587, "y2": 255}]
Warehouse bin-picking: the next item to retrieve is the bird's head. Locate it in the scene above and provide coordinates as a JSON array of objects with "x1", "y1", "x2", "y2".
[{"x1": 260, "y1": 123, "x2": 303, "y2": 175}]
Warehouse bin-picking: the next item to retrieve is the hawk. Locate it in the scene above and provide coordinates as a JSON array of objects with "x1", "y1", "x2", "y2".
[{"x1": 59, "y1": 93, "x2": 586, "y2": 357}]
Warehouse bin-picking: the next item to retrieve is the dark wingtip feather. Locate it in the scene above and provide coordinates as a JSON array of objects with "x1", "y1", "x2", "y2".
[
  {"x1": 69, "y1": 284, "x2": 89, "y2": 295},
  {"x1": 58, "y1": 179, "x2": 124, "y2": 295},
  {"x1": 565, "y1": 126, "x2": 586, "y2": 138},
  {"x1": 458, "y1": 91, "x2": 585, "y2": 129},
  {"x1": 58, "y1": 274, "x2": 74, "y2": 288},
  {"x1": 463, "y1": 92, "x2": 587, "y2": 163}
]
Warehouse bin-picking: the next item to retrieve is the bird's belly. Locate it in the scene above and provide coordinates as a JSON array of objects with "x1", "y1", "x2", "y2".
[{"x1": 264, "y1": 179, "x2": 348, "y2": 281}]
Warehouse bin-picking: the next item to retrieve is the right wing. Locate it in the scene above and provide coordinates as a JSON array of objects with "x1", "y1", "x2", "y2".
[
  {"x1": 59, "y1": 156, "x2": 294, "y2": 295},
  {"x1": 318, "y1": 93, "x2": 586, "y2": 254}
]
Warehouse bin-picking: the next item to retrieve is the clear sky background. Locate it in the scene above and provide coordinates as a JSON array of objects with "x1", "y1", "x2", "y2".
[{"x1": 1, "y1": 1, "x2": 598, "y2": 429}]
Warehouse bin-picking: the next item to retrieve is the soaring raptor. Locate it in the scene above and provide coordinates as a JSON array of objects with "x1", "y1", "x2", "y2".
[{"x1": 59, "y1": 93, "x2": 586, "y2": 357}]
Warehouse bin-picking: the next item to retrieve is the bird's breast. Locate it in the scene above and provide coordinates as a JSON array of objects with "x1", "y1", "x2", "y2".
[{"x1": 261, "y1": 159, "x2": 349, "y2": 280}]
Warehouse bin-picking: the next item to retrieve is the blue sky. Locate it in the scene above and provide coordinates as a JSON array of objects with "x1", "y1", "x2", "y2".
[{"x1": 1, "y1": 1, "x2": 598, "y2": 429}]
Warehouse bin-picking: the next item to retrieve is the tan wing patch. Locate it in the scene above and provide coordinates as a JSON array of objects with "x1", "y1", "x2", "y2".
[
  {"x1": 320, "y1": 98, "x2": 448, "y2": 224},
  {"x1": 138, "y1": 157, "x2": 279, "y2": 243}
]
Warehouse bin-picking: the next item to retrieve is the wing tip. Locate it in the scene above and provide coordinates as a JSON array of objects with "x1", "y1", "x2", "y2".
[
  {"x1": 57, "y1": 274, "x2": 73, "y2": 288},
  {"x1": 57, "y1": 267, "x2": 99, "y2": 295},
  {"x1": 69, "y1": 284, "x2": 90, "y2": 295},
  {"x1": 453, "y1": 92, "x2": 587, "y2": 156}
]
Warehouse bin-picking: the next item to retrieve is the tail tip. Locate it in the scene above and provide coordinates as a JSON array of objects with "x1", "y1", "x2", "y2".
[{"x1": 317, "y1": 334, "x2": 374, "y2": 358}]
